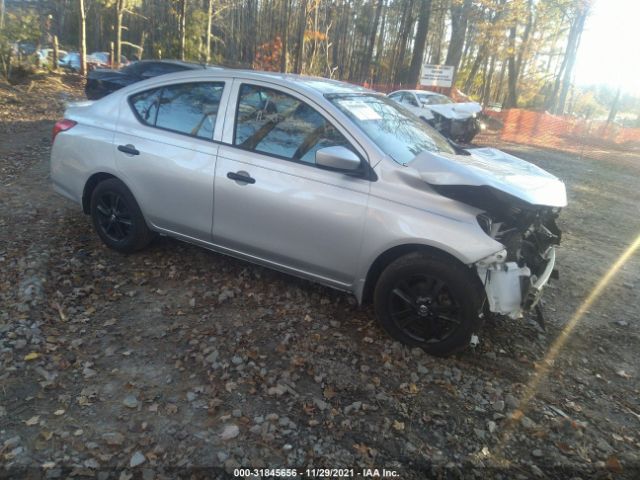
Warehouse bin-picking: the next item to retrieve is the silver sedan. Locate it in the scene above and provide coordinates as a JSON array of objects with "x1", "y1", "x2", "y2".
[{"x1": 50, "y1": 69, "x2": 567, "y2": 356}]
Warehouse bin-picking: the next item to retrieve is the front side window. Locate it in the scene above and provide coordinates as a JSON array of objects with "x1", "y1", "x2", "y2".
[
  {"x1": 328, "y1": 94, "x2": 455, "y2": 165},
  {"x1": 129, "y1": 82, "x2": 224, "y2": 140},
  {"x1": 234, "y1": 84, "x2": 351, "y2": 164},
  {"x1": 401, "y1": 93, "x2": 419, "y2": 107}
]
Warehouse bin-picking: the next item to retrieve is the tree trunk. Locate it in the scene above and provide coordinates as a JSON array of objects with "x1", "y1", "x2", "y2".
[
  {"x1": 280, "y1": 0, "x2": 290, "y2": 72},
  {"x1": 444, "y1": 0, "x2": 471, "y2": 78},
  {"x1": 179, "y1": 0, "x2": 187, "y2": 61},
  {"x1": 115, "y1": 0, "x2": 124, "y2": 68},
  {"x1": 503, "y1": 24, "x2": 518, "y2": 108},
  {"x1": 429, "y1": 0, "x2": 445, "y2": 64},
  {"x1": 205, "y1": 0, "x2": 214, "y2": 63},
  {"x1": 494, "y1": 59, "x2": 506, "y2": 105},
  {"x1": 52, "y1": 35, "x2": 59, "y2": 71},
  {"x1": 79, "y1": 0, "x2": 87, "y2": 75},
  {"x1": 294, "y1": 0, "x2": 307, "y2": 73},
  {"x1": 554, "y1": 7, "x2": 588, "y2": 115},
  {"x1": 373, "y1": 0, "x2": 387, "y2": 82},
  {"x1": 607, "y1": 87, "x2": 621, "y2": 124},
  {"x1": 392, "y1": 0, "x2": 415, "y2": 84},
  {"x1": 481, "y1": 54, "x2": 496, "y2": 106},
  {"x1": 407, "y1": 0, "x2": 432, "y2": 86},
  {"x1": 361, "y1": 0, "x2": 384, "y2": 81},
  {"x1": 463, "y1": 44, "x2": 485, "y2": 93}
]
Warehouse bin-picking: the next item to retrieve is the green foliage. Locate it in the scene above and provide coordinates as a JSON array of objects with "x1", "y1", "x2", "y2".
[{"x1": 0, "y1": 9, "x2": 42, "y2": 79}]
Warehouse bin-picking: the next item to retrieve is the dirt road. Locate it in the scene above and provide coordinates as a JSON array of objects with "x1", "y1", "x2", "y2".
[{"x1": 1, "y1": 77, "x2": 639, "y2": 479}]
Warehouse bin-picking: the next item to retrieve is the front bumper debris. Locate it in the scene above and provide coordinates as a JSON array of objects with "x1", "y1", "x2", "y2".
[{"x1": 476, "y1": 247, "x2": 556, "y2": 319}]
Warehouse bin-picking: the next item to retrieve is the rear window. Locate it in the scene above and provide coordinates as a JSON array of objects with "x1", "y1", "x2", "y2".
[{"x1": 129, "y1": 82, "x2": 225, "y2": 140}]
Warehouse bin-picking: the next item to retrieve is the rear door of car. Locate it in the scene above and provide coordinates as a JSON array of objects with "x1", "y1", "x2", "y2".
[
  {"x1": 114, "y1": 78, "x2": 232, "y2": 242},
  {"x1": 212, "y1": 79, "x2": 371, "y2": 287}
]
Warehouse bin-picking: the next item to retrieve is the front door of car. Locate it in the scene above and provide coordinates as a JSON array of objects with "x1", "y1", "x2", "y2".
[
  {"x1": 401, "y1": 92, "x2": 431, "y2": 119},
  {"x1": 212, "y1": 81, "x2": 370, "y2": 287},
  {"x1": 114, "y1": 80, "x2": 228, "y2": 242}
]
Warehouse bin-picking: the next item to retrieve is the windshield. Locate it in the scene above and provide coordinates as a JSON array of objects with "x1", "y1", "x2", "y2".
[
  {"x1": 417, "y1": 93, "x2": 453, "y2": 105},
  {"x1": 328, "y1": 93, "x2": 455, "y2": 164}
]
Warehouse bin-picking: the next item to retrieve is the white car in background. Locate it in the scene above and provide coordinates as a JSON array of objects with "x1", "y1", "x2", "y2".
[
  {"x1": 388, "y1": 89, "x2": 483, "y2": 143},
  {"x1": 36, "y1": 48, "x2": 68, "y2": 67}
]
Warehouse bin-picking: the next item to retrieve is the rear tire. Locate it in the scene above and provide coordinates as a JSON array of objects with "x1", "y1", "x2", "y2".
[
  {"x1": 373, "y1": 251, "x2": 484, "y2": 356},
  {"x1": 90, "y1": 178, "x2": 153, "y2": 253}
]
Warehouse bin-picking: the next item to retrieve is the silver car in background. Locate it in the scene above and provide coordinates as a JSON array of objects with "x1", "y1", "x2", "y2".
[{"x1": 50, "y1": 69, "x2": 567, "y2": 356}]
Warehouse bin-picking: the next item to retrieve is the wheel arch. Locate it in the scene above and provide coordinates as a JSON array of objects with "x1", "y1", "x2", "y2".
[
  {"x1": 82, "y1": 172, "x2": 119, "y2": 214},
  {"x1": 360, "y1": 243, "x2": 482, "y2": 305}
]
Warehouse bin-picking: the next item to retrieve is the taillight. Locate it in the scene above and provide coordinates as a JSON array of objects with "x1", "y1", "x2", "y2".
[{"x1": 52, "y1": 119, "x2": 77, "y2": 144}]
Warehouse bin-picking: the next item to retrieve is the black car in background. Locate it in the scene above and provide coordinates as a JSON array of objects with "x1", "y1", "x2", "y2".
[{"x1": 85, "y1": 60, "x2": 206, "y2": 100}]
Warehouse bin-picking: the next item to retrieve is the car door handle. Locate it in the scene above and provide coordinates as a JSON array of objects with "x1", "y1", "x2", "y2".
[
  {"x1": 117, "y1": 144, "x2": 140, "y2": 156},
  {"x1": 227, "y1": 171, "x2": 255, "y2": 184}
]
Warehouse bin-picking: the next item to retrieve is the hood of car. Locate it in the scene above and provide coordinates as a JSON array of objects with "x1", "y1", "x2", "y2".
[
  {"x1": 411, "y1": 147, "x2": 567, "y2": 208},
  {"x1": 427, "y1": 102, "x2": 482, "y2": 120}
]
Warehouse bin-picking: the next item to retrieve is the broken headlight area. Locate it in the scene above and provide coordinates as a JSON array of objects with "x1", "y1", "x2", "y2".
[{"x1": 436, "y1": 185, "x2": 562, "y2": 318}]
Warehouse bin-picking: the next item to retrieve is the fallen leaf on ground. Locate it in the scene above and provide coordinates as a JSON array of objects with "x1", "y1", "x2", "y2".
[
  {"x1": 25, "y1": 415, "x2": 40, "y2": 426},
  {"x1": 606, "y1": 455, "x2": 623, "y2": 473}
]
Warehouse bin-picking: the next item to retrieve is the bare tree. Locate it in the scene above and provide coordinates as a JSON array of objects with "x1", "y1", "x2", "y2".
[
  {"x1": 361, "y1": 0, "x2": 384, "y2": 80},
  {"x1": 444, "y1": 0, "x2": 472, "y2": 75},
  {"x1": 407, "y1": 0, "x2": 432, "y2": 85},
  {"x1": 205, "y1": 0, "x2": 214, "y2": 63},
  {"x1": 179, "y1": 0, "x2": 187, "y2": 61},
  {"x1": 115, "y1": 0, "x2": 125, "y2": 68},
  {"x1": 553, "y1": 5, "x2": 588, "y2": 114},
  {"x1": 293, "y1": 0, "x2": 307, "y2": 74},
  {"x1": 79, "y1": 0, "x2": 87, "y2": 75},
  {"x1": 280, "y1": 0, "x2": 290, "y2": 72}
]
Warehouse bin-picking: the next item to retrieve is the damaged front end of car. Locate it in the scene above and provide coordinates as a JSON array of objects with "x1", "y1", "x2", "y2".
[
  {"x1": 469, "y1": 187, "x2": 562, "y2": 319},
  {"x1": 412, "y1": 147, "x2": 567, "y2": 322}
]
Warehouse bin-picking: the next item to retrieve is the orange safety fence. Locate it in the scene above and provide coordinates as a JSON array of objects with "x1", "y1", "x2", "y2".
[{"x1": 483, "y1": 109, "x2": 640, "y2": 148}]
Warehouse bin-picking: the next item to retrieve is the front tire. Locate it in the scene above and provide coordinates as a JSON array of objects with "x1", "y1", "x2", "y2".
[
  {"x1": 90, "y1": 178, "x2": 153, "y2": 253},
  {"x1": 373, "y1": 251, "x2": 484, "y2": 356}
]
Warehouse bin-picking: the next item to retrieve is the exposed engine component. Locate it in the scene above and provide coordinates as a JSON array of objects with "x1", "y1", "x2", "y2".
[{"x1": 432, "y1": 184, "x2": 562, "y2": 318}]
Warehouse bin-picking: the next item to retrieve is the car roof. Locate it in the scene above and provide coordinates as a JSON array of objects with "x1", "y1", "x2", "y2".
[
  {"x1": 128, "y1": 67, "x2": 374, "y2": 96},
  {"x1": 393, "y1": 89, "x2": 442, "y2": 96},
  {"x1": 130, "y1": 59, "x2": 207, "y2": 70}
]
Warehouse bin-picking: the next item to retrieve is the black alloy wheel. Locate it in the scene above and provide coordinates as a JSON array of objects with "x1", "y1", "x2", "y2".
[
  {"x1": 90, "y1": 178, "x2": 153, "y2": 253},
  {"x1": 374, "y1": 251, "x2": 484, "y2": 356},
  {"x1": 95, "y1": 191, "x2": 133, "y2": 243},
  {"x1": 388, "y1": 274, "x2": 461, "y2": 344}
]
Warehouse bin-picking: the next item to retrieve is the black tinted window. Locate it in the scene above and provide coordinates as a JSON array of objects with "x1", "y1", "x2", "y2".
[
  {"x1": 121, "y1": 62, "x2": 145, "y2": 76},
  {"x1": 130, "y1": 88, "x2": 162, "y2": 125},
  {"x1": 130, "y1": 82, "x2": 224, "y2": 139},
  {"x1": 234, "y1": 84, "x2": 350, "y2": 163},
  {"x1": 143, "y1": 63, "x2": 187, "y2": 77}
]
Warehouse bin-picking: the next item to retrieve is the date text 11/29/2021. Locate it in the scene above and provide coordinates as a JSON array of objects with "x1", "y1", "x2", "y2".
[{"x1": 233, "y1": 468, "x2": 400, "y2": 478}]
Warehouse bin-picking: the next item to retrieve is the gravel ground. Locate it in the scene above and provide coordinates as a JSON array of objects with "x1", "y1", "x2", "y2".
[{"x1": 1, "y1": 76, "x2": 639, "y2": 479}]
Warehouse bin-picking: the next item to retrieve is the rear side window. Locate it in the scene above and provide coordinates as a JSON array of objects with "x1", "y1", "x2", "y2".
[
  {"x1": 130, "y1": 88, "x2": 161, "y2": 125},
  {"x1": 129, "y1": 82, "x2": 224, "y2": 140},
  {"x1": 234, "y1": 84, "x2": 351, "y2": 164}
]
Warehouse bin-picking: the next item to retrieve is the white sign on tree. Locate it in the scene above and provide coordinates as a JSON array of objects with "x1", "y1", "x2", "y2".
[{"x1": 420, "y1": 64, "x2": 454, "y2": 88}]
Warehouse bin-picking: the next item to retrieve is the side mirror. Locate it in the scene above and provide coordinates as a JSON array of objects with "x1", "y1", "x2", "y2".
[{"x1": 315, "y1": 146, "x2": 361, "y2": 172}]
